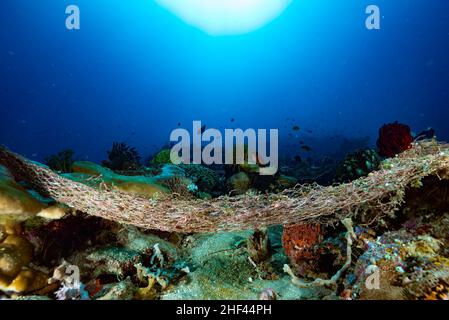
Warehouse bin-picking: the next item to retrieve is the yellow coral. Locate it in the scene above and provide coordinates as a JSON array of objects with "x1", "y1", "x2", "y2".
[
  {"x1": 0, "y1": 233, "x2": 48, "y2": 293},
  {"x1": 0, "y1": 166, "x2": 67, "y2": 224},
  {"x1": 401, "y1": 236, "x2": 442, "y2": 259},
  {"x1": 0, "y1": 167, "x2": 47, "y2": 223},
  {"x1": 6, "y1": 268, "x2": 48, "y2": 293}
]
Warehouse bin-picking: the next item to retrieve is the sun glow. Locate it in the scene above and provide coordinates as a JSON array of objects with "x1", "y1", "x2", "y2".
[{"x1": 155, "y1": 0, "x2": 292, "y2": 35}]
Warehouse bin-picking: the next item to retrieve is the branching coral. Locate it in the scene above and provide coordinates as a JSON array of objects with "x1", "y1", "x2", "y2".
[{"x1": 0, "y1": 141, "x2": 448, "y2": 233}]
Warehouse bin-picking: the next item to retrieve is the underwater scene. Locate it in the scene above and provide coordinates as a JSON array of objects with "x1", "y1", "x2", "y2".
[{"x1": 1, "y1": 0, "x2": 449, "y2": 303}]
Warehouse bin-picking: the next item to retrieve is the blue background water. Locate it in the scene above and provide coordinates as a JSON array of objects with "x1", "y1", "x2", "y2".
[{"x1": 1, "y1": 0, "x2": 448, "y2": 163}]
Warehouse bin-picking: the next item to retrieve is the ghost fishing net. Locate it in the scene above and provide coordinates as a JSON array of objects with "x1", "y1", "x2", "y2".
[{"x1": 0, "y1": 141, "x2": 448, "y2": 233}]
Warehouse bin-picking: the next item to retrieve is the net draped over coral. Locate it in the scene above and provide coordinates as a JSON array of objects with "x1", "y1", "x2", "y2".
[{"x1": 0, "y1": 141, "x2": 448, "y2": 233}]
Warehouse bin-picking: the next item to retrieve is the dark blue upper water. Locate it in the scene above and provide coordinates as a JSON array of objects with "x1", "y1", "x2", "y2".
[{"x1": 1, "y1": 0, "x2": 448, "y2": 163}]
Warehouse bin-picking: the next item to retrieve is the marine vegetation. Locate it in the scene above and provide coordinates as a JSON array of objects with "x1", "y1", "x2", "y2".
[
  {"x1": 44, "y1": 149, "x2": 75, "y2": 173},
  {"x1": 102, "y1": 142, "x2": 142, "y2": 173}
]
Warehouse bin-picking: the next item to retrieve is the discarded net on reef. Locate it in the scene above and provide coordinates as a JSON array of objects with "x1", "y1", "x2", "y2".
[{"x1": 0, "y1": 141, "x2": 448, "y2": 233}]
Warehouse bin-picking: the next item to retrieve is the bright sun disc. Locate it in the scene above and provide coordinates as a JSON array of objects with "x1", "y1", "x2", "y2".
[{"x1": 155, "y1": 0, "x2": 292, "y2": 35}]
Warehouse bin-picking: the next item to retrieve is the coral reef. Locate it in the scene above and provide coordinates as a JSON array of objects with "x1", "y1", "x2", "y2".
[
  {"x1": 282, "y1": 223, "x2": 323, "y2": 277},
  {"x1": 335, "y1": 149, "x2": 381, "y2": 182},
  {"x1": 0, "y1": 227, "x2": 48, "y2": 293},
  {"x1": 0, "y1": 166, "x2": 66, "y2": 224},
  {"x1": 69, "y1": 161, "x2": 168, "y2": 198},
  {"x1": 179, "y1": 164, "x2": 220, "y2": 194},
  {"x1": 0, "y1": 141, "x2": 448, "y2": 233},
  {"x1": 344, "y1": 228, "x2": 449, "y2": 300},
  {"x1": 226, "y1": 172, "x2": 251, "y2": 195},
  {"x1": 1, "y1": 139, "x2": 449, "y2": 300},
  {"x1": 149, "y1": 148, "x2": 172, "y2": 166}
]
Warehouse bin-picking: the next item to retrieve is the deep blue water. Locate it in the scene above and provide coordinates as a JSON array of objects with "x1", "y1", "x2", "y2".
[{"x1": 1, "y1": 0, "x2": 449, "y2": 163}]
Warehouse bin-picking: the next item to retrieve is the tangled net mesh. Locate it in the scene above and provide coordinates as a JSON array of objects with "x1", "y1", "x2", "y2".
[{"x1": 0, "y1": 141, "x2": 448, "y2": 233}]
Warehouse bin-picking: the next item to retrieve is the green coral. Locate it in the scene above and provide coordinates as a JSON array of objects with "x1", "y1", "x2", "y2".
[
  {"x1": 226, "y1": 172, "x2": 251, "y2": 195},
  {"x1": 150, "y1": 149, "x2": 172, "y2": 165},
  {"x1": 336, "y1": 149, "x2": 382, "y2": 182}
]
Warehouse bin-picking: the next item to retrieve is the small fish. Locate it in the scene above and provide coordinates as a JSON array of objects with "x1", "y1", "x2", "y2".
[
  {"x1": 294, "y1": 155, "x2": 302, "y2": 163},
  {"x1": 306, "y1": 130, "x2": 313, "y2": 133},
  {"x1": 230, "y1": 118, "x2": 235, "y2": 122},
  {"x1": 177, "y1": 122, "x2": 181, "y2": 127},
  {"x1": 292, "y1": 126, "x2": 300, "y2": 131},
  {"x1": 301, "y1": 145, "x2": 312, "y2": 152}
]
